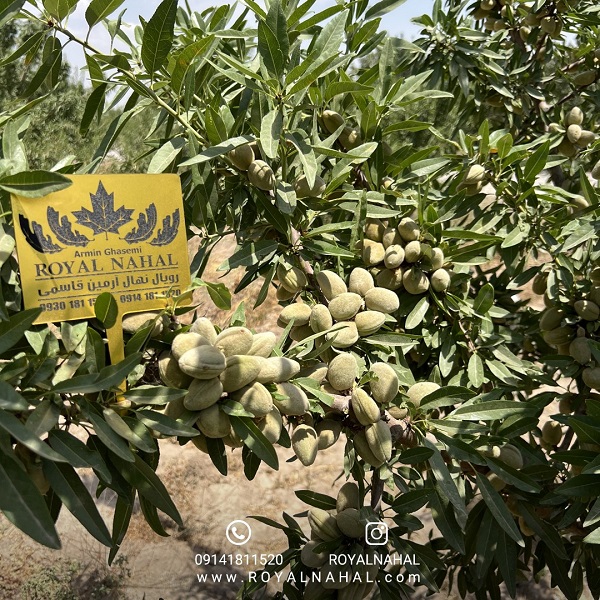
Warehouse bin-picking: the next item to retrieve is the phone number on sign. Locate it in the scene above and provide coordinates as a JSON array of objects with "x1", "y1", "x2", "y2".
[{"x1": 195, "y1": 554, "x2": 283, "y2": 567}]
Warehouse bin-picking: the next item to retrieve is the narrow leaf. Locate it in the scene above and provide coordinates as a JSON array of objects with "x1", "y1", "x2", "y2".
[
  {"x1": 141, "y1": 0, "x2": 178, "y2": 75},
  {"x1": 0, "y1": 170, "x2": 71, "y2": 198},
  {"x1": 42, "y1": 459, "x2": 112, "y2": 546},
  {"x1": 0, "y1": 450, "x2": 60, "y2": 548},
  {"x1": 230, "y1": 416, "x2": 278, "y2": 470},
  {"x1": 476, "y1": 472, "x2": 524, "y2": 547},
  {"x1": 85, "y1": 0, "x2": 126, "y2": 27}
]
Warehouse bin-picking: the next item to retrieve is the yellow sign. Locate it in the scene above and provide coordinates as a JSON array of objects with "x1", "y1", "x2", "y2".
[{"x1": 11, "y1": 174, "x2": 191, "y2": 365}]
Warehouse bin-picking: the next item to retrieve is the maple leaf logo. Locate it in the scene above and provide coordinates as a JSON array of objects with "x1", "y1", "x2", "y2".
[{"x1": 72, "y1": 181, "x2": 134, "y2": 239}]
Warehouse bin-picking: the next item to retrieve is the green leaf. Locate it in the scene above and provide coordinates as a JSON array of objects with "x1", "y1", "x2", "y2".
[
  {"x1": 23, "y1": 42, "x2": 61, "y2": 96},
  {"x1": 555, "y1": 474, "x2": 600, "y2": 498},
  {"x1": 80, "y1": 83, "x2": 107, "y2": 136},
  {"x1": 295, "y1": 490, "x2": 336, "y2": 510},
  {"x1": 435, "y1": 431, "x2": 485, "y2": 464},
  {"x1": 467, "y1": 354, "x2": 484, "y2": 388},
  {"x1": 141, "y1": 0, "x2": 178, "y2": 75},
  {"x1": 87, "y1": 412, "x2": 135, "y2": 463},
  {"x1": 260, "y1": 109, "x2": 283, "y2": 160},
  {"x1": 486, "y1": 457, "x2": 542, "y2": 493},
  {"x1": 257, "y1": 0, "x2": 289, "y2": 78},
  {"x1": 405, "y1": 297, "x2": 429, "y2": 330},
  {"x1": 242, "y1": 445, "x2": 261, "y2": 480},
  {"x1": 111, "y1": 454, "x2": 183, "y2": 526},
  {"x1": 449, "y1": 400, "x2": 536, "y2": 421},
  {"x1": 392, "y1": 489, "x2": 433, "y2": 513},
  {"x1": 148, "y1": 137, "x2": 186, "y2": 173},
  {"x1": 43, "y1": 0, "x2": 78, "y2": 20},
  {"x1": 217, "y1": 241, "x2": 279, "y2": 271},
  {"x1": 562, "y1": 223, "x2": 596, "y2": 252},
  {"x1": 302, "y1": 239, "x2": 353, "y2": 258},
  {"x1": 108, "y1": 493, "x2": 133, "y2": 565},
  {"x1": 206, "y1": 437, "x2": 227, "y2": 475},
  {"x1": 53, "y1": 353, "x2": 142, "y2": 394},
  {"x1": 220, "y1": 400, "x2": 255, "y2": 418},
  {"x1": 285, "y1": 133, "x2": 317, "y2": 189},
  {"x1": 495, "y1": 133, "x2": 513, "y2": 159},
  {"x1": 473, "y1": 282, "x2": 494, "y2": 315},
  {"x1": 0, "y1": 411, "x2": 66, "y2": 462},
  {"x1": 136, "y1": 409, "x2": 199, "y2": 437},
  {"x1": 365, "y1": 0, "x2": 408, "y2": 19},
  {"x1": 255, "y1": 192, "x2": 289, "y2": 234},
  {"x1": 397, "y1": 447, "x2": 434, "y2": 464},
  {"x1": 202, "y1": 281, "x2": 232, "y2": 310},
  {"x1": 42, "y1": 460, "x2": 112, "y2": 546},
  {"x1": 179, "y1": 135, "x2": 253, "y2": 166},
  {"x1": 0, "y1": 450, "x2": 60, "y2": 549},
  {"x1": 325, "y1": 82, "x2": 373, "y2": 101},
  {"x1": 584, "y1": 498, "x2": 600, "y2": 528},
  {"x1": 384, "y1": 120, "x2": 432, "y2": 134},
  {"x1": 0, "y1": 0, "x2": 25, "y2": 27},
  {"x1": 545, "y1": 548, "x2": 578, "y2": 600},
  {"x1": 94, "y1": 292, "x2": 119, "y2": 328},
  {"x1": 474, "y1": 509, "x2": 497, "y2": 580},
  {"x1": 85, "y1": 0, "x2": 125, "y2": 27},
  {"x1": 429, "y1": 488, "x2": 465, "y2": 553},
  {"x1": 171, "y1": 36, "x2": 216, "y2": 93},
  {"x1": 0, "y1": 30, "x2": 44, "y2": 68},
  {"x1": 583, "y1": 527, "x2": 600, "y2": 544},
  {"x1": 0, "y1": 170, "x2": 71, "y2": 198},
  {"x1": 139, "y1": 494, "x2": 169, "y2": 536},
  {"x1": 443, "y1": 229, "x2": 501, "y2": 242},
  {"x1": 363, "y1": 333, "x2": 413, "y2": 347},
  {"x1": 0, "y1": 381, "x2": 28, "y2": 411},
  {"x1": 523, "y1": 141, "x2": 550, "y2": 183},
  {"x1": 409, "y1": 157, "x2": 449, "y2": 177},
  {"x1": 423, "y1": 438, "x2": 467, "y2": 527},
  {"x1": 48, "y1": 430, "x2": 111, "y2": 482},
  {"x1": 494, "y1": 529, "x2": 517, "y2": 597},
  {"x1": 123, "y1": 386, "x2": 187, "y2": 406},
  {"x1": 103, "y1": 408, "x2": 156, "y2": 453},
  {"x1": 518, "y1": 502, "x2": 568, "y2": 559},
  {"x1": 579, "y1": 165, "x2": 598, "y2": 206},
  {"x1": 476, "y1": 472, "x2": 524, "y2": 547},
  {"x1": 295, "y1": 4, "x2": 344, "y2": 31},
  {"x1": 26, "y1": 399, "x2": 60, "y2": 437},
  {"x1": 230, "y1": 416, "x2": 278, "y2": 470}
]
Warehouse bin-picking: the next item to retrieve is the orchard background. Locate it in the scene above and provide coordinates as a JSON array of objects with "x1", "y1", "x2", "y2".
[{"x1": 1, "y1": 0, "x2": 600, "y2": 598}]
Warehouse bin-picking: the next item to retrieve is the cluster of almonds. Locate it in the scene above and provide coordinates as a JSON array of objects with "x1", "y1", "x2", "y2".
[
  {"x1": 227, "y1": 141, "x2": 327, "y2": 198},
  {"x1": 278, "y1": 269, "x2": 399, "y2": 350},
  {"x1": 473, "y1": 0, "x2": 522, "y2": 34},
  {"x1": 359, "y1": 216, "x2": 451, "y2": 295},
  {"x1": 552, "y1": 106, "x2": 597, "y2": 158},
  {"x1": 473, "y1": 0, "x2": 572, "y2": 40},
  {"x1": 301, "y1": 482, "x2": 380, "y2": 600},
  {"x1": 321, "y1": 109, "x2": 364, "y2": 152},
  {"x1": 538, "y1": 286, "x2": 600, "y2": 390},
  {"x1": 478, "y1": 442, "x2": 524, "y2": 491},
  {"x1": 290, "y1": 407, "x2": 342, "y2": 467},
  {"x1": 328, "y1": 356, "x2": 401, "y2": 467},
  {"x1": 157, "y1": 317, "x2": 311, "y2": 450}
]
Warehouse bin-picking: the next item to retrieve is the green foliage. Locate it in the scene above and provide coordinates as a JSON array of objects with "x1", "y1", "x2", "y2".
[{"x1": 2, "y1": 0, "x2": 600, "y2": 598}]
